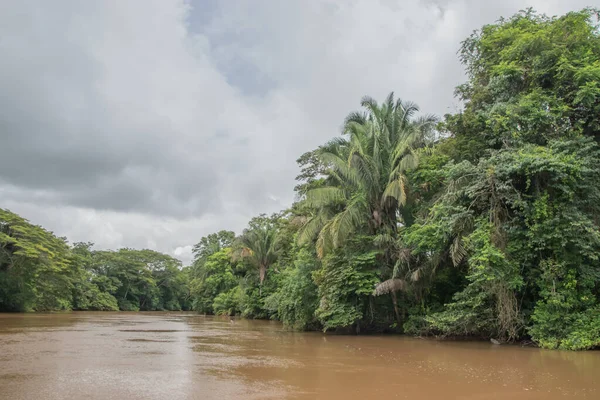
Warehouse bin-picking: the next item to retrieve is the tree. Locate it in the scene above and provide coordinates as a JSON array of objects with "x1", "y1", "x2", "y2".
[
  {"x1": 0, "y1": 209, "x2": 73, "y2": 311},
  {"x1": 236, "y1": 216, "x2": 280, "y2": 292},
  {"x1": 446, "y1": 7, "x2": 600, "y2": 152},
  {"x1": 192, "y1": 230, "x2": 235, "y2": 266},
  {"x1": 264, "y1": 248, "x2": 321, "y2": 330},
  {"x1": 71, "y1": 242, "x2": 119, "y2": 311},
  {"x1": 298, "y1": 92, "x2": 436, "y2": 255},
  {"x1": 85, "y1": 248, "x2": 185, "y2": 311},
  {"x1": 401, "y1": 8, "x2": 600, "y2": 347},
  {"x1": 297, "y1": 93, "x2": 437, "y2": 329},
  {"x1": 189, "y1": 248, "x2": 239, "y2": 314},
  {"x1": 293, "y1": 149, "x2": 328, "y2": 198}
]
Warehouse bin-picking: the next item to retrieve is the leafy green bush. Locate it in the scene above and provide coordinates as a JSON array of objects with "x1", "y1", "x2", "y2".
[
  {"x1": 90, "y1": 292, "x2": 118, "y2": 311},
  {"x1": 264, "y1": 249, "x2": 320, "y2": 330},
  {"x1": 213, "y1": 287, "x2": 241, "y2": 316},
  {"x1": 118, "y1": 300, "x2": 139, "y2": 312},
  {"x1": 313, "y1": 249, "x2": 379, "y2": 332}
]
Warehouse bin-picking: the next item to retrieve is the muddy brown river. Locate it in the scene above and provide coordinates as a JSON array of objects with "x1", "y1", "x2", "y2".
[{"x1": 0, "y1": 312, "x2": 598, "y2": 399}]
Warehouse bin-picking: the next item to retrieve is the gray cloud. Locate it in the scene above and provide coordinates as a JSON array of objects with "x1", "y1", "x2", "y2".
[
  {"x1": 0, "y1": 0, "x2": 593, "y2": 263},
  {"x1": 0, "y1": 0, "x2": 231, "y2": 216}
]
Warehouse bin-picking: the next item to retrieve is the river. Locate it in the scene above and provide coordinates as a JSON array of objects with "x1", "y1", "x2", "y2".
[{"x1": 0, "y1": 312, "x2": 598, "y2": 399}]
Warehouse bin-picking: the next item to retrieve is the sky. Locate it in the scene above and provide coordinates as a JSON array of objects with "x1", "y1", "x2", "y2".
[{"x1": 0, "y1": 0, "x2": 595, "y2": 265}]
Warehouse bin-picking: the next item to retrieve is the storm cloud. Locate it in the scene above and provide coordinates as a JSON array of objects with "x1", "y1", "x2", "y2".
[{"x1": 0, "y1": 0, "x2": 593, "y2": 264}]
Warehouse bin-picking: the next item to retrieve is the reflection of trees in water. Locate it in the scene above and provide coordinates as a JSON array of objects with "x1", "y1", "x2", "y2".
[
  {"x1": 0, "y1": 312, "x2": 79, "y2": 332},
  {"x1": 209, "y1": 321, "x2": 600, "y2": 399},
  {"x1": 539, "y1": 348, "x2": 600, "y2": 377},
  {"x1": 421, "y1": 342, "x2": 600, "y2": 394}
]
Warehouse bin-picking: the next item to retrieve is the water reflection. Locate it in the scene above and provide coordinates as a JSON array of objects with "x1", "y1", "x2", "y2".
[{"x1": 0, "y1": 312, "x2": 598, "y2": 399}]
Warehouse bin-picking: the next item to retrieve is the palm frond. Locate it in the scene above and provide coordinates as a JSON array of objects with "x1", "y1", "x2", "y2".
[
  {"x1": 398, "y1": 151, "x2": 419, "y2": 172},
  {"x1": 399, "y1": 100, "x2": 420, "y2": 121},
  {"x1": 319, "y1": 152, "x2": 360, "y2": 188},
  {"x1": 297, "y1": 214, "x2": 326, "y2": 245},
  {"x1": 373, "y1": 278, "x2": 406, "y2": 296},
  {"x1": 414, "y1": 114, "x2": 439, "y2": 128},
  {"x1": 319, "y1": 137, "x2": 350, "y2": 158},
  {"x1": 352, "y1": 152, "x2": 379, "y2": 194},
  {"x1": 410, "y1": 267, "x2": 423, "y2": 282},
  {"x1": 303, "y1": 187, "x2": 346, "y2": 208},
  {"x1": 385, "y1": 92, "x2": 395, "y2": 112},
  {"x1": 382, "y1": 175, "x2": 408, "y2": 206},
  {"x1": 316, "y1": 219, "x2": 335, "y2": 258},
  {"x1": 330, "y1": 194, "x2": 368, "y2": 248},
  {"x1": 361, "y1": 95, "x2": 379, "y2": 117},
  {"x1": 373, "y1": 233, "x2": 395, "y2": 248},
  {"x1": 450, "y1": 236, "x2": 468, "y2": 266},
  {"x1": 344, "y1": 111, "x2": 367, "y2": 127}
]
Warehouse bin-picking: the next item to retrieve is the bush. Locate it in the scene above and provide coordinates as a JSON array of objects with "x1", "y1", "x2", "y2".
[
  {"x1": 118, "y1": 299, "x2": 139, "y2": 311},
  {"x1": 530, "y1": 304, "x2": 600, "y2": 350},
  {"x1": 264, "y1": 249, "x2": 320, "y2": 330},
  {"x1": 213, "y1": 287, "x2": 241, "y2": 316}
]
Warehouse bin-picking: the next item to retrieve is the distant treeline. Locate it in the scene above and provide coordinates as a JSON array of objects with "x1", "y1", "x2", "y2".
[{"x1": 2, "y1": 8, "x2": 600, "y2": 350}]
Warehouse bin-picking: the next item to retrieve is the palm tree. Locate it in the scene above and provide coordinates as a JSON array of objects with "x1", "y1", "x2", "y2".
[
  {"x1": 297, "y1": 92, "x2": 437, "y2": 327},
  {"x1": 237, "y1": 225, "x2": 279, "y2": 293},
  {"x1": 298, "y1": 92, "x2": 437, "y2": 255}
]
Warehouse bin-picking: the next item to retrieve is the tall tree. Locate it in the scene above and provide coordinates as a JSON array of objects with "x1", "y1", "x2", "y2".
[
  {"x1": 297, "y1": 93, "x2": 437, "y2": 328},
  {"x1": 236, "y1": 215, "x2": 280, "y2": 292},
  {"x1": 298, "y1": 92, "x2": 437, "y2": 256},
  {"x1": 0, "y1": 209, "x2": 73, "y2": 311},
  {"x1": 192, "y1": 231, "x2": 236, "y2": 266},
  {"x1": 401, "y1": 8, "x2": 600, "y2": 348}
]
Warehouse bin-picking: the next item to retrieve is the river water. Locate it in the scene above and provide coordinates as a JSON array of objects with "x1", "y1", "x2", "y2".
[{"x1": 0, "y1": 312, "x2": 598, "y2": 399}]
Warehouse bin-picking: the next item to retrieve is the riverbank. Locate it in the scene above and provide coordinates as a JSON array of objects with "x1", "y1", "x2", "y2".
[{"x1": 0, "y1": 310, "x2": 560, "y2": 350}]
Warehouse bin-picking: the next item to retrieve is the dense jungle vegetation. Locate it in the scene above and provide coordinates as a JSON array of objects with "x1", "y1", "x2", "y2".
[{"x1": 2, "y1": 9, "x2": 600, "y2": 350}]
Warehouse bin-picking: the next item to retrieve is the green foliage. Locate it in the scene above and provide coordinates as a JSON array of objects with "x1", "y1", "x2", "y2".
[
  {"x1": 264, "y1": 248, "x2": 320, "y2": 330},
  {"x1": 237, "y1": 286, "x2": 266, "y2": 319},
  {"x1": 187, "y1": 213, "x2": 289, "y2": 319},
  {"x1": 415, "y1": 284, "x2": 495, "y2": 337},
  {"x1": 0, "y1": 209, "x2": 73, "y2": 311},
  {"x1": 72, "y1": 277, "x2": 119, "y2": 311},
  {"x1": 448, "y1": 8, "x2": 600, "y2": 152},
  {"x1": 190, "y1": 248, "x2": 239, "y2": 314},
  {"x1": 0, "y1": 210, "x2": 189, "y2": 313},
  {"x1": 235, "y1": 215, "x2": 280, "y2": 287},
  {"x1": 90, "y1": 248, "x2": 186, "y2": 312},
  {"x1": 213, "y1": 287, "x2": 242, "y2": 316},
  {"x1": 313, "y1": 245, "x2": 380, "y2": 332},
  {"x1": 192, "y1": 230, "x2": 235, "y2": 267},
  {"x1": 404, "y1": 8, "x2": 600, "y2": 348},
  {"x1": 294, "y1": 150, "x2": 328, "y2": 197},
  {"x1": 530, "y1": 303, "x2": 600, "y2": 350},
  {"x1": 297, "y1": 92, "x2": 437, "y2": 257}
]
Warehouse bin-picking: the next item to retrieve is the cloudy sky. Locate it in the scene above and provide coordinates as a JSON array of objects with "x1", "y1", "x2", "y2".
[{"x1": 0, "y1": 0, "x2": 594, "y2": 264}]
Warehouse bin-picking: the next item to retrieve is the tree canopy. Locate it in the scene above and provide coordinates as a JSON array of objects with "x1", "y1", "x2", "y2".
[{"x1": 0, "y1": 209, "x2": 191, "y2": 312}]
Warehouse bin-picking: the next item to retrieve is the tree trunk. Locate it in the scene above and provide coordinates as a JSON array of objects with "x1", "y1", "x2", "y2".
[
  {"x1": 259, "y1": 264, "x2": 266, "y2": 296},
  {"x1": 391, "y1": 291, "x2": 402, "y2": 329},
  {"x1": 259, "y1": 264, "x2": 266, "y2": 285},
  {"x1": 123, "y1": 283, "x2": 130, "y2": 302}
]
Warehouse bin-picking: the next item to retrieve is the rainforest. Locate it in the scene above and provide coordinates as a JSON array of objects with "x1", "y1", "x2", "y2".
[{"x1": 2, "y1": 8, "x2": 600, "y2": 351}]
